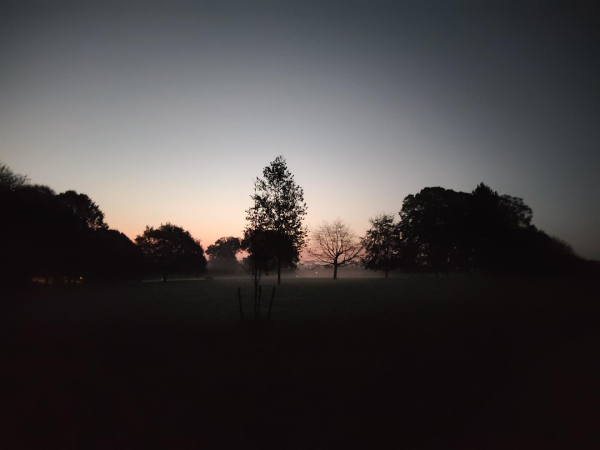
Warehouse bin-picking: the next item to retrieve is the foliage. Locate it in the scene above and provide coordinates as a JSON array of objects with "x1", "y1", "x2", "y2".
[
  {"x1": 88, "y1": 229, "x2": 145, "y2": 281},
  {"x1": 0, "y1": 167, "x2": 145, "y2": 284},
  {"x1": 0, "y1": 163, "x2": 30, "y2": 192},
  {"x1": 362, "y1": 214, "x2": 402, "y2": 278},
  {"x1": 398, "y1": 183, "x2": 583, "y2": 274},
  {"x1": 246, "y1": 156, "x2": 307, "y2": 284},
  {"x1": 0, "y1": 159, "x2": 589, "y2": 284},
  {"x1": 206, "y1": 236, "x2": 242, "y2": 260},
  {"x1": 398, "y1": 187, "x2": 471, "y2": 273},
  {"x1": 57, "y1": 190, "x2": 108, "y2": 231},
  {"x1": 308, "y1": 219, "x2": 363, "y2": 279},
  {"x1": 135, "y1": 223, "x2": 207, "y2": 281},
  {"x1": 240, "y1": 228, "x2": 279, "y2": 281},
  {"x1": 0, "y1": 183, "x2": 82, "y2": 283}
]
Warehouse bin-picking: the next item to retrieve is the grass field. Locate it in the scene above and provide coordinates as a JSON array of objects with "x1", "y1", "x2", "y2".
[{"x1": 3, "y1": 276, "x2": 599, "y2": 449}]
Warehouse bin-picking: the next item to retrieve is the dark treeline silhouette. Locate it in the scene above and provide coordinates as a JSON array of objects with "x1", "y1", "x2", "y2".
[
  {"x1": 2, "y1": 160, "x2": 596, "y2": 285},
  {"x1": 1, "y1": 164, "x2": 144, "y2": 285},
  {"x1": 361, "y1": 183, "x2": 592, "y2": 277},
  {"x1": 0, "y1": 187, "x2": 145, "y2": 284},
  {"x1": 0, "y1": 163, "x2": 208, "y2": 285}
]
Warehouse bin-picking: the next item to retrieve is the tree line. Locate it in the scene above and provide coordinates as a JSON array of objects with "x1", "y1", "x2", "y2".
[
  {"x1": 0, "y1": 157, "x2": 591, "y2": 286},
  {"x1": 362, "y1": 184, "x2": 585, "y2": 277},
  {"x1": 0, "y1": 163, "x2": 207, "y2": 284}
]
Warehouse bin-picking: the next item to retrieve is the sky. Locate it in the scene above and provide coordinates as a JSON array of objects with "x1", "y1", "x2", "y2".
[{"x1": 1, "y1": 0, "x2": 599, "y2": 259}]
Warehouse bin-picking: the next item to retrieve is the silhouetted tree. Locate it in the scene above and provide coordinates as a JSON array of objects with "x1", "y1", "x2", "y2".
[
  {"x1": 362, "y1": 214, "x2": 402, "y2": 278},
  {"x1": 88, "y1": 229, "x2": 145, "y2": 282},
  {"x1": 397, "y1": 182, "x2": 585, "y2": 275},
  {"x1": 206, "y1": 237, "x2": 242, "y2": 260},
  {"x1": 135, "y1": 223, "x2": 207, "y2": 282},
  {"x1": 309, "y1": 219, "x2": 363, "y2": 279},
  {"x1": 241, "y1": 228, "x2": 278, "y2": 291},
  {"x1": 57, "y1": 190, "x2": 108, "y2": 231},
  {"x1": 0, "y1": 163, "x2": 29, "y2": 192},
  {"x1": 242, "y1": 182, "x2": 277, "y2": 302},
  {"x1": 0, "y1": 183, "x2": 83, "y2": 284},
  {"x1": 398, "y1": 187, "x2": 471, "y2": 274},
  {"x1": 468, "y1": 183, "x2": 534, "y2": 271},
  {"x1": 0, "y1": 163, "x2": 146, "y2": 284},
  {"x1": 247, "y1": 156, "x2": 307, "y2": 284}
]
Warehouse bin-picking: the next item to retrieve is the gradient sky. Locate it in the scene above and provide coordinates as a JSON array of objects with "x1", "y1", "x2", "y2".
[{"x1": 1, "y1": 1, "x2": 599, "y2": 259}]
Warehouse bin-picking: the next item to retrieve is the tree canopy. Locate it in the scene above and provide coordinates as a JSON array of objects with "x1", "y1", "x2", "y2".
[
  {"x1": 309, "y1": 219, "x2": 363, "y2": 279},
  {"x1": 246, "y1": 156, "x2": 307, "y2": 284},
  {"x1": 57, "y1": 190, "x2": 108, "y2": 231},
  {"x1": 206, "y1": 236, "x2": 242, "y2": 260},
  {"x1": 0, "y1": 172, "x2": 144, "y2": 284},
  {"x1": 397, "y1": 183, "x2": 581, "y2": 274},
  {"x1": 362, "y1": 214, "x2": 402, "y2": 278},
  {"x1": 0, "y1": 159, "x2": 591, "y2": 285},
  {"x1": 0, "y1": 163, "x2": 29, "y2": 192},
  {"x1": 135, "y1": 223, "x2": 207, "y2": 282}
]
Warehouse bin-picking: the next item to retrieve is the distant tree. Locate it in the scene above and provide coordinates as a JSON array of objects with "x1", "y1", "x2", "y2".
[
  {"x1": 135, "y1": 223, "x2": 207, "y2": 282},
  {"x1": 57, "y1": 190, "x2": 108, "y2": 231},
  {"x1": 206, "y1": 236, "x2": 242, "y2": 260},
  {"x1": 309, "y1": 219, "x2": 363, "y2": 279},
  {"x1": 0, "y1": 163, "x2": 29, "y2": 192},
  {"x1": 247, "y1": 156, "x2": 307, "y2": 284},
  {"x1": 362, "y1": 214, "x2": 402, "y2": 278}
]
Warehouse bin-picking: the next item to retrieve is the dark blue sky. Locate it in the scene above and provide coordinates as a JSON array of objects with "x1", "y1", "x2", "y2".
[{"x1": 1, "y1": 1, "x2": 598, "y2": 258}]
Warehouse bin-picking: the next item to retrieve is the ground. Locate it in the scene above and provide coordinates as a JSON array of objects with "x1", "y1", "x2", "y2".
[{"x1": 2, "y1": 276, "x2": 599, "y2": 449}]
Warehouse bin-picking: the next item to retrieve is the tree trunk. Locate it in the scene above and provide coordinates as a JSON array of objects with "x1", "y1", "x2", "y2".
[
  {"x1": 277, "y1": 258, "x2": 281, "y2": 285},
  {"x1": 162, "y1": 274, "x2": 167, "y2": 282},
  {"x1": 333, "y1": 263, "x2": 338, "y2": 280},
  {"x1": 254, "y1": 264, "x2": 259, "y2": 318}
]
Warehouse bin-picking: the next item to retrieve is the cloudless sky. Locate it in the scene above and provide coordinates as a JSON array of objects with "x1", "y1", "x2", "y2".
[{"x1": 1, "y1": 1, "x2": 599, "y2": 259}]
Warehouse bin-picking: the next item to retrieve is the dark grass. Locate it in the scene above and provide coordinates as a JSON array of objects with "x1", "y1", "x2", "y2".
[{"x1": 2, "y1": 276, "x2": 599, "y2": 449}]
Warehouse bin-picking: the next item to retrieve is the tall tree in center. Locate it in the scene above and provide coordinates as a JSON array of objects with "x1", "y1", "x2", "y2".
[{"x1": 246, "y1": 156, "x2": 308, "y2": 284}]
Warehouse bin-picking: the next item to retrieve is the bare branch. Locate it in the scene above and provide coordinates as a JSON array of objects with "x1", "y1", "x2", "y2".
[{"x1": 308, "y1": 219, "x2": 363, "y2": 277}]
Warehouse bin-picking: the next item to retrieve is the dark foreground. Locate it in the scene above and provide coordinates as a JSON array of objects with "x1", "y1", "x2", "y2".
[{"x1": 2, "y1": 277, "x2": 599, "y2": 449}]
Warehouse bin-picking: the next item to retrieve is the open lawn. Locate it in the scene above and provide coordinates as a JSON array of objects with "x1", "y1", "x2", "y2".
[{"x1": 3, "y1": 277, "x2": 599, "y2": 449}]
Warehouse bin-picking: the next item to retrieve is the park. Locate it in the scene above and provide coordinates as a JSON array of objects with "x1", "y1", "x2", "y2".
[{"x1": 2, "y1": 1, "x2": 599, "y2": 447}]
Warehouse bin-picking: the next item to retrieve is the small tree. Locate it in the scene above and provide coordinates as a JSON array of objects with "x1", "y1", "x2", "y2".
[
  {"x1": 135, "y1": 223, "x2": 207, "y2": 282},
  {"x1": 362, "y1": 214, "x2": 402, "y2": 278},
  {"x1": 241, "y1": 228, "x2": 277, "y2": 286},
  {"x1": 309, "y1": 219, "x2": 363, "y2": 279}
]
